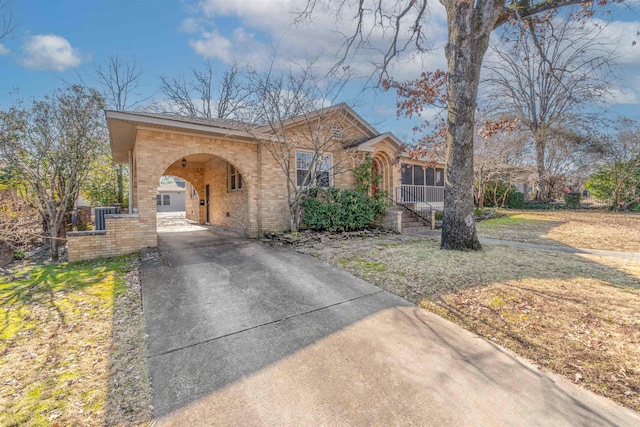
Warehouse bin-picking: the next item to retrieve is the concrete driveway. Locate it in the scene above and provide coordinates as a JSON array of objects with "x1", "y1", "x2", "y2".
[{"x1": 143, "y1": 220, "x2": 639, "y2": 426}]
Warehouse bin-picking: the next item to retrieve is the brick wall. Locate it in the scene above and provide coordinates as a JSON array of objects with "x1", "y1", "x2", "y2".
[
  {"x1": 374, "y1": 209, "x2": 403, "y2": 233},
  {"x1": 203, "y1": 157, "x2": 250, "y2": 233},
  {"x1": 67, "y1": 214, "x2": 155, "y2": 262}
]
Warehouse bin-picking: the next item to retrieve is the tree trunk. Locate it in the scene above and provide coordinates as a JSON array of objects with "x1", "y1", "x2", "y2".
[
  {"x1": 289, "y1": 204, "x2": 300, "y2": 232},
  {"x1": 49, "y1": 222, "x2": 59, "y2": 262},
  {"x1": 441, "y1": 2, "x2": 498, "y2": 250},
  {"x1": 534, "y1": 135, "x2": 547, "y2": 202}
]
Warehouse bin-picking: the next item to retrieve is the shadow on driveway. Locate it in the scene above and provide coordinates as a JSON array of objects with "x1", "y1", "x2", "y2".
[{"x1": 143, "y1": 227, "x2": 640, "y2": 425}]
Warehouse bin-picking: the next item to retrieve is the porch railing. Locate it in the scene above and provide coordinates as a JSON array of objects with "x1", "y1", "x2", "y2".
[
  {"x1": 397, "y1": 184, "x2": 444, "y2": 204},
  {"x1": 388, "y1": 187, "x2": 435, "y2": 228}
]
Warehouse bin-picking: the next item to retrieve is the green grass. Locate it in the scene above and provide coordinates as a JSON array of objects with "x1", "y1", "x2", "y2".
[
  {"x1": 0, "y1": 254, "x2": 140, "y2": 426},
  {"x1": 477, "y1": 215, "x2": 531, "y2": 228}
]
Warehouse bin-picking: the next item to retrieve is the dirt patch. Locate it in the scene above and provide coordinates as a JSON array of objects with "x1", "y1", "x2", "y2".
[
  {"x1": 477, "y1": 210, "x2": 640, "y2": 252},
  {"x1": 278, "y1": 233, "x2": 640, "y2": 412},
  {"x1": 0, "y1": 255, "x2": 152, "y2": 426}
]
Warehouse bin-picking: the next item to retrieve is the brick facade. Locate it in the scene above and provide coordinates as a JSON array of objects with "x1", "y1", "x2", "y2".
[
  {"x1": 67, "y1": 106, "x2": 443, "y2": 262},
  {"x1": 67, "y1": 214, "x2": 154, "y2": 262}
]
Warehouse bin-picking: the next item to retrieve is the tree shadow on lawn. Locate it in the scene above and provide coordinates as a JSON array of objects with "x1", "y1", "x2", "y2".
[
  {"x1": 476, "y1": 213, "x2": 570, "y2": 247},
  {"x1": 398, "y1": 244, "x2": 640, "y2": 411},
  {"x1": 0, "y1": 259, "x2": 125, "y2": 425},
  {"x1": 104, "y1": 257, "x2": 153, "y2": 426}
]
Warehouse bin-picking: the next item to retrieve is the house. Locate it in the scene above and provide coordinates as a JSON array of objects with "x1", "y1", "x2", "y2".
[
  {"x1": 66, "y1": 104, "x2": 445, "y2": 262},
  {"x1": 156, "y1": 179, "x2": 186, "y2": 213}
]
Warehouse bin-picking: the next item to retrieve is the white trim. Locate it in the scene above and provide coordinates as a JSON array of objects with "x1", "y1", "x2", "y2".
[
  {"x1": 295, "y1": 150, "x2": 333, "y2": 188},
  {"x1": 228, "y1": 163, "x2": 243, "y2": 192}
]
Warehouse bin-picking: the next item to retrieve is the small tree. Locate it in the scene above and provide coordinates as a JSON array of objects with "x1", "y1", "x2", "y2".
[
  {"x1": 0, "y1": 85, "x2": 106, "y2": 261},
  {"x1": 586, "y1": 120, "x2": 640, "y2": 210},
  {"x1": 248, "y1": 63, "x2": 361, "y2": 231}
]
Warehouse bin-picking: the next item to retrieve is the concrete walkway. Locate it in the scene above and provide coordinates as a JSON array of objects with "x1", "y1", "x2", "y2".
[
  {"x1": 142, "y1": 223, "x2": 640, "y2": 426},
  {"x1": 415, "y1": 229, "x2": 640, "y2": 259}
]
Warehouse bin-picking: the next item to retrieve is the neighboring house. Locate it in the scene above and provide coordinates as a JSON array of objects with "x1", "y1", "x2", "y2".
[
  {"x1": 67, "y1": 103, "x2": 445, "y2": 261},
  {"x1": 156, "y1": 180, "x2": 186, "y2": 213}
]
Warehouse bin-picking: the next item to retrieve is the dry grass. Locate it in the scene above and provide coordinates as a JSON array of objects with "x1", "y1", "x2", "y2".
[
  {"x1": 325, "y1": 235, "x2": 640, "y2": 411},
  {"x1": 0, "y1": 255, "x2": 152, "y2": 426},
  {"x1": 477, "y1": 210, "x2": 640, "y2": 252}
]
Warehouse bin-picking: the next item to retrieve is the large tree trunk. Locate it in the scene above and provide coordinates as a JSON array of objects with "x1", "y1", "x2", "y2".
[
  {"x1": 441, "y1": 2, "x2": 498, "y2": 250},
  {"x1": 534, "y1": 134, "x2": 547, "y2": 201}
]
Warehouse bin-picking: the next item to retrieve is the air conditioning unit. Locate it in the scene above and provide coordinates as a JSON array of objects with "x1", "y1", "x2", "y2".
[{"x1": 94, "y1": 207, "x2": 119, "y2": 231}]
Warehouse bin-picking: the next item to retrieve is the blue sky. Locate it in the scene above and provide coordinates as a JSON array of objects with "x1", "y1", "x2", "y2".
[{"x1": 1, "y1": 0, "x2": 639, "y2": 140}]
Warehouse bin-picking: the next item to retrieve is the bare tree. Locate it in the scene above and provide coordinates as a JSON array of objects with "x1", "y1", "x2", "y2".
[
  {"x1": 483, "y1": 11, "x2": 615, "y2": 200},
  {"x1": 1, "y1": 0, "x2": 13, "y2": 42},
  {"x1": 158, "y1": 61, "x2": 250, "y2": 120},
  {"x1": 300, "y1": 0, "x2": 614, "y2": 250},
  {"x1": 0, "y1": 85, "x2": 106, "y2": 261},
  {"x1": 86, "y1": 55, "x2": 147, "y2": 206},
  {"x1": 0, "y1": 186, "x2": 41, "y2": 264},
  {"x1": 92, "y1": 55, "x2": 147, "y2": 111},
  {"x1": 248, "y1": 63, "x2": 362, "y2": 231},
  {"x1": 80, "y1": 55, "x2": 150, "y2": 205},
  {"x1": 475, "y1": 125, "x2": 530, "y2": 207}
]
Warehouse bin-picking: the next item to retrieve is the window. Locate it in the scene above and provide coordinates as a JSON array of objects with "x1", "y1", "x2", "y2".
[
  {"x1": 413, "y1": 165, "x2": 425, "y2": 186},
  {"x1": 296, "y1": 152, "x2": 332, "y2": 187},
  {"x1": 330, "y1": 122, "x2": 343, "y2": 140},
  {"x1": 157, "y1": 194, "x2": 171, "y2": 206},
  {"x1": 191, "y1": 188, "x2": 197, "y2": 198},
  {"x1": 426, "y1": 168, "x2": 435, "y2": 186},
  {"x1": 401, "y1": 164, "x2": 413, "y2": 185},
  {"x1": 228, "y1": 164, "x2": 243, "y2": 191},
  {"x1": 435, "y1": 168, "x2": 444, "y2": 186}
]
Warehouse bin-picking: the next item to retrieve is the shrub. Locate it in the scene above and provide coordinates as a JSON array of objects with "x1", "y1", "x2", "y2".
[
  {"x1": 522, "y1": 202, "x2": 562, "y2": 210},
  {"x1": 302, "y1": 187, "x2": 384, "y2": 232},
  {"x1": 505, "y1": 190, "x2": 525, "y2": 209},
  {"x1": 563, "y1": 192, "x2": 581, "y2": 209}
]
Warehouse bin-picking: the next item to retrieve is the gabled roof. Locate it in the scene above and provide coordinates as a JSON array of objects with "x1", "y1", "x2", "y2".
[
  {"x1": 105, "y1": 110, "x2": 260, "y2": 164},
  {"x1": 348, "y1": 132, "x2": 405, "y2": 152},
  {"x1": 115, "y1": 111, "x2": 251, "y2": 131},
  {"x1": 157, "y1": 182, "x2": 186, "y2": 193},
  {"x1": 106, "y1": 104, "x2": 382, "y2": 164},
  {"x1": 252, "y1": 102, "x2": 379, "y2": 137}
]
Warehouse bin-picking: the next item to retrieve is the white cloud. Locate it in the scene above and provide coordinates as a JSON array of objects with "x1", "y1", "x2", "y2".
[
  {"x1": 181, "y1": 17, "x2": 203, "y2": 33},
  {"x1": 189, "y1": 30, "x2": 234, "y2": 63},
  {"x1": 20, "y1": 34, "x2": 82, "y2": 71},
  {"x1": 185, "y1": 0, "x2": 448, "y2": 79},
  {"x1": 601, "y1": 86, "x2": 639, "y2": 105},
  {"x1": 0, "y1": 43, "x2": 9, "y2": 55}
]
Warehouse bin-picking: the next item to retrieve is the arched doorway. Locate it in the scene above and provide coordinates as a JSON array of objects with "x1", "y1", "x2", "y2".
[{"x1": 151, "y1": 153, "x2": 251, "y2": 236}]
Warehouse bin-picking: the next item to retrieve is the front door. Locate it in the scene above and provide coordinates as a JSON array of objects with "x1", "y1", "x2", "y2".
[{"x1": 205, "y1": 184, "x2": 210, "y2": 224}]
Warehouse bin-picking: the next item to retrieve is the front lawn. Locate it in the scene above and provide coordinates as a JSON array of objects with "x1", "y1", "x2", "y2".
[
  {"x1": 0, "y1": 255, "x2": 151, "y2": 426},
  {"x1": 477, "y1": 210, "x2": 640, "y2": 251},
  {"x1": 292, "y1": 230, "x2": 640, "y2": 412}
]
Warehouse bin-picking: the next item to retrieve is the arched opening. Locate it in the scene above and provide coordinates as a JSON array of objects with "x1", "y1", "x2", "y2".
[
  {"x1": 149, "y1": 153, "x2": 251, "y2": 236},
  {"x1": 373, "y1": 151, "x2": 393, "y2": 194}
]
